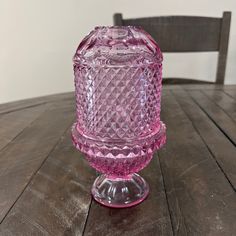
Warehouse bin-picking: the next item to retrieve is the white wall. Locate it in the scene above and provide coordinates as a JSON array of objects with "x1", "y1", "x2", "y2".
[{"x1": 0, "y1": 0, "x2": 235, "y2": 103}]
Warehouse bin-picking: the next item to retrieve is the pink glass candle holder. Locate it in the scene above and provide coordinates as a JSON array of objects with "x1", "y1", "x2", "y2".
[{"x1": 72, "y1": 26, "x2": 166, "y2": 208}]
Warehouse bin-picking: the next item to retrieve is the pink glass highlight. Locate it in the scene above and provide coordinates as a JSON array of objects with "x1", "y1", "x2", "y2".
[{"x1": 72, "y1": 26, "x2": 166, "y2": 208}]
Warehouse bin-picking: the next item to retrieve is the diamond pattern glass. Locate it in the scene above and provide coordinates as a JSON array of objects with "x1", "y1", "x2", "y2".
[{"x1": 72, "y1": 26, "x2": 166, "y2": 208}]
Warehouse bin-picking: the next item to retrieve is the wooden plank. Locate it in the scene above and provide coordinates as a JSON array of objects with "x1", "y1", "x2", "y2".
[
  {"x1": 177, "y1": 84, "x2": 236, "y2": 91},
  {"x1": 0, "y1": 104, "x2": 49, "y2": 151},
  {"x1": 122, "y1": 16, "x2": 221, "y2": 52},
  {"x1": 0, "y1": 92, "x2": 73, "y2": 114},
  {"x1": 113, "y1": 13, "x2": 123, "y2": 26},
  {"x1": 224, "y1": 89, "x2": 236, "y2": 100},
  {"x1": 163, "y1": 84, "x2": 234, "y2": 91},
  {"x1": 190, "y1": 90, "x2": 236, "y2": 145},
  {"x1": 216, "y1": 12, "x2": 231, "y2": 84},
  {"x1": 163, "y1": 78, "x2": 214, "y2": 84},
  {"x1": 162, "y1": 85, "x2": 183, "y2": 90},
  {"x1": 83, "y1": 157, "x2": 173, "y2": 236},
  {"x1": 158, "y1": 91, "x2": 236, "y2": 235},
  {"x1": 0, "y1": 128, "x2": 96, "y2": 236},
  {"x1": 0, "y1": 101, "x2": 74, "y2": 222},
  {"x1": 172, "y1": 89, "x2": 236, "y2": 189},
  {"x1": 182, "y1": 84, "x2": 222, "y2": 90},
  {"x1": 0, "y1": 100, "x2": 46, "y2": 115},
  {"x1": 201, "y1": 89, "x2": 236, "y2": 122}
]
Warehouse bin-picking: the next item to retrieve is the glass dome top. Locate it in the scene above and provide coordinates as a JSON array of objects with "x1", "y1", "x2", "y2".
[{"x1": 73, "y1": 26, "x2": 163, "y2": 67}]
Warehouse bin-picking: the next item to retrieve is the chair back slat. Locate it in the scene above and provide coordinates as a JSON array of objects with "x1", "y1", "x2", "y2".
[{"x1": 113, "y1": 12, "x2": 231, "y2": 84}]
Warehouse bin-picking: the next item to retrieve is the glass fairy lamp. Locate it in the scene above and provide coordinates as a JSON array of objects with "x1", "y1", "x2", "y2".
[{"x1": 72, "y1": 26, "x2": 166, "y2": 208}]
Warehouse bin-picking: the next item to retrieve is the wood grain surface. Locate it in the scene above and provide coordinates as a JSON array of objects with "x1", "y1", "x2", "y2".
[
  {"x1": 0, "y1": 101, "x2": 74, "y2": 222},
  {"x1": 190, "y1": 91, "x2": 236, "y2": 145},
  {"x1": 0, "y1": 85, "x2": 236, "y2": 236},
  {"x1": 159, "y1": 91, "x2": 236, "y2": 235},
  {"x1": 116, "y1": 15, "x2": 222, "y2": 52}
]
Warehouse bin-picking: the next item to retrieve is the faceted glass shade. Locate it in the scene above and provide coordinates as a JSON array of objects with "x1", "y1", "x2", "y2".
[{"x1": 72, "y1": 26, "x2": 166, "y2": 208}]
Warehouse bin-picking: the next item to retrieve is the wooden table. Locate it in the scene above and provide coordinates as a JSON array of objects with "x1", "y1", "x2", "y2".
[{"x1": 0, "y1": 85, "x2": 236, "y2": 236}]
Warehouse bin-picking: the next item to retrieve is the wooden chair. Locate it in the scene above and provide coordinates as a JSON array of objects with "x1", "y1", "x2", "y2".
[{"x1": 114, "y1": 12, "x2": 231, "y2": 84}]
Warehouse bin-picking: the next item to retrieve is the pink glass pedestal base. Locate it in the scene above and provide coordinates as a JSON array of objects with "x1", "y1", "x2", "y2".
[
  {"x1": 91, "y1": 173, "x2": 149, "y2": 208},
  {"x1": 71, "y1": 122, "x2": 166, "y2": 208}
]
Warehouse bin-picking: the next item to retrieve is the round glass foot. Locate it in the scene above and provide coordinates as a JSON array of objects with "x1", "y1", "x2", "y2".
[{"x1": 91, "y1": 173, "x2": 149, "y2": 208}]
